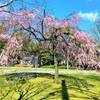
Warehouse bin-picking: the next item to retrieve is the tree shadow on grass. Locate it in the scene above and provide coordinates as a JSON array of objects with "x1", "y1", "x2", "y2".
[
  {"x1": 0, "y1": 73, "x2": 54, "y2": 100},
  {"x1": 40, "y1": 80, "x2": 69, "y2": 100},
  {"x1": 85, "y1": 75, "x2": 100, "y2": 81},
  {"x1": 1, "y1": 72, "x2": 100, "y2": 100},
  {"x1": 61, "y1": 80, "x2": 69, "y2": 100},
  {"x1": 4, "y1": 72, "x2": 54, "y2": 84},
  {"x1": 0, "y1": 78, "x2": 54, "y2": 100},
  {"x1": 60, "y1": 75, "x2": 100, "y2": 100}
]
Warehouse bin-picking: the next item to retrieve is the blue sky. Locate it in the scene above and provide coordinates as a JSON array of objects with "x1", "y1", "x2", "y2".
[
  {"x1": 45, "y1": 0, "x2": 100, "y2": 34},
  {"x1": 46, "y1": 0, "x2": 99, "y2": 19},
  {"x1": 0, "y1": 0, "x2": 100, "y2": 35},
  {"x1": 21, "y1": 0, "x2": 100, "y2": 35}
]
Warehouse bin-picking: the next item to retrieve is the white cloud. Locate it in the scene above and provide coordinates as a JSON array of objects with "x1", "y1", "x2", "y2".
[{"x1": 78, "y1": 12, "x2": 99, "y2": 22}]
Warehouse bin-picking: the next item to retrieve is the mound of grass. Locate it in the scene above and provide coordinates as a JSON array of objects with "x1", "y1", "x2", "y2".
[
  {"x1": 0, "y1": 77, "x2": 60, "y2": 100},
  {"x1": 0, "y1": 72, "x2": 100, "y2": 100}
]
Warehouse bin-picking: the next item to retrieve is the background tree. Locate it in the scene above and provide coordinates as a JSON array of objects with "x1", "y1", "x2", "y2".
[{"x1": 0, "y1": 4, "x2": 99, "y2": 81}]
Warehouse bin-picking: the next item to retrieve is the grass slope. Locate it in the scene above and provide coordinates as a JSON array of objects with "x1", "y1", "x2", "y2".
[{"x1": 0, "y1": 67, "x2": 100, "y2": 100}]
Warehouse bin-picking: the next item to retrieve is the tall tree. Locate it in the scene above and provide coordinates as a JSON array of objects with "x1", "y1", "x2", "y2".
[{"x1": 0, "y1": 8, "x2": 98, "y2": 81}]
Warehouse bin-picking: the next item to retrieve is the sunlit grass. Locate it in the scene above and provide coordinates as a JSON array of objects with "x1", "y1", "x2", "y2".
[{"x1": 0, "y1": 67, "x2": 100, "y2": 100}]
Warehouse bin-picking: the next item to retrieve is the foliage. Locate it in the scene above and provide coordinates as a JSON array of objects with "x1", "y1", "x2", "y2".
[
  {"x1": 0, "y1": 4, "x2": 100, "y2": 84},
  {"x1": 0, "y1": 40, "x2": 7, "y2": 53},
  {"x1": 0, "y1": 7, "x2": 98, "y2": 68}
]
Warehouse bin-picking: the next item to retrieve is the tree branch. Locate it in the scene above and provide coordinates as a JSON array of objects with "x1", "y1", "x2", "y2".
[{"x1": 0, "y1": 0, "x2": 14, "y2": 8}]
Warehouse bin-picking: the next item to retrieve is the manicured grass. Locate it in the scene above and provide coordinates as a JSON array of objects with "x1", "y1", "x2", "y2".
[
  {"x1": 0, "y1": 67, "x2": 100, "y2": 100},
  {"x1": 41, "y1": 65, "x2": 76, "y2": 69},
  {"x1": 7, "y1": 64, "x2": 76, "y2": 69}
]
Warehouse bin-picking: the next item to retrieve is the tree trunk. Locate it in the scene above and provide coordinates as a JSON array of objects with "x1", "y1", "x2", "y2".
[
  {"x1": 66, "y1": 59, "x2": 69, "y2": 69},
  {"x1": 65, "y1": 50, "x2": 69, "y2": 69},
  {"x1": 54, "y1": 54, "x2": 59, "y2": 83}
]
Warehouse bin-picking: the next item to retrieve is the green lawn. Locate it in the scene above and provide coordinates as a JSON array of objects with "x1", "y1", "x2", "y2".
[{"x1": 0, "y1": 67, "x2": 100, "y2": 100}]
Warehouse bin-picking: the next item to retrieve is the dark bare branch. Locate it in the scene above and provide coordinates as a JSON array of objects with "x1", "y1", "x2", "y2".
[{"x1": 0, "y1": 0, "x2": 14, "y2": 8}]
